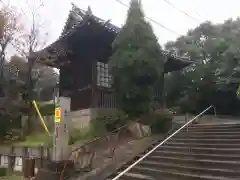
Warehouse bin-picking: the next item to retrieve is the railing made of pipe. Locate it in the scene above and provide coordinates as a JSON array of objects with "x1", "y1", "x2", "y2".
[
  {"x1": 185, "y1": 105, "x2": 216, "y2": 124},
  {"x1": 112, "y1": 105, "x2": 215, "y2": 180}
]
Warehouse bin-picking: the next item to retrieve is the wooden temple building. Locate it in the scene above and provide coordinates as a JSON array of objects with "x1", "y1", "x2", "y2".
[{"x1": 30, "y1": 4, "x2": 192, "y2": 112}]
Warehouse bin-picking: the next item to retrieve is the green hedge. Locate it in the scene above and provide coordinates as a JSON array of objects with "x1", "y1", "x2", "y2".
[
  {"x1": 89, "y1": 110, "x2": 129, "y2": 136},
  {"x1": 104, "y1": 111, "x2": 129, "y2": 132},
  {"x1": 150, "y1": 110, "x2": 173, "y2": 134},
  {"x1": 37, "y1": 101, "x2": 55, "y2": 115},
  {"x1": 69, "y1": 111, "x2": 129, "y2": 145}
]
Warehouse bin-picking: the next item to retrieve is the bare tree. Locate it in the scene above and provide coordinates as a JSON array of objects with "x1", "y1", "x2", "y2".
[
  {"x1": 0, "y1": 4, "x2": 21, "y2": 79},
  {"x1": 13, "y1": 0, "x2": 49, "y2": 135},
  {"x1": 19, "y1": 0, "x2": 47, "y2": 98},
  {"x1": 16, "y1": 0, "x2": 47, "y2": 54}
]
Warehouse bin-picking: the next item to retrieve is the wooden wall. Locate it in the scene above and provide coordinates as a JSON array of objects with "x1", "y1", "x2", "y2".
[
  {"x1": 59, "y1": 19, "x2": 116, "y2": 110},
  {"x1": 93, "y1": 88, "x2": 115, "y2": 108},
  {"x1": 70, "y1": 89, "x2": 92, "y2": 110}
]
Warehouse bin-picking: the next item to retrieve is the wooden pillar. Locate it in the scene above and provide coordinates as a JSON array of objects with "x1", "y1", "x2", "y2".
[
  {"x1": 154, "y1": 72, "x2": 165, "y2": 110},
  {"x1": 91, "y1": 60, "x2": 98, "y2": 108},
  {"x1": 162, "y1": 72, "x2": 166, "y2": 109}
]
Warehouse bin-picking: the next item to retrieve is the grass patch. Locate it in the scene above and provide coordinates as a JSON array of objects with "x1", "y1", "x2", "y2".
[
  {"x1": 15, "y1": 133, "x2": 52, "y2": 147},
  {"x1": 14, "y1": 127, "x2": 98, "y2": 147},
  {"x1": 1, "y1": 174, "x2": 22, "y2": 180},
  {"x1": 0, "y1": 170, "x2": 22, "y2": 180}
]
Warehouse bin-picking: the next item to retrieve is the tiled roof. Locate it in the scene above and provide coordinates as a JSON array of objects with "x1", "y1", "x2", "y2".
[
  {"x1": 30, "y1": 3, "x2": 120, "y2": 65},
  {"x1": 60, "y1": 3, "x2": 120, "y2": 40},
  {"x1": 164, "y1": 56, "x2": 193, "y2": 73},
  {"x1": 33, "y1": 3, "x2": 192, "y2": 70},
  {"x1": 52, "y1": 3, "x2": 192, "y2": 63}
]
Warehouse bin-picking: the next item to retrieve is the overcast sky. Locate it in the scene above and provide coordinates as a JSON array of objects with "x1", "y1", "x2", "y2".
[{"x1": 4, "y1": 0, "x2": 240, "y2": 55}]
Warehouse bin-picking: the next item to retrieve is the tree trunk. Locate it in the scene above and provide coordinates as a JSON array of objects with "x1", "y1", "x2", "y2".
[
  {"x1": 23, "y1": 48, "x2": 36, "y2": 136},
  {"x1": 27, "y1": 103, "x2": 33, "y2": 134}
]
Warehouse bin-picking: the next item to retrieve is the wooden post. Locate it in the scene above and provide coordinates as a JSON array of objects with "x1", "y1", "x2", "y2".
[
  {"x1": 23, "y1": 147, "x2": 35, "y2": 179},
  {"x1": 162, "y1": 73, "x2": 167, "y2": 109},
  {"x1": 7, "y1": 146, "x2": 14, "y2": 171},
  {"x1": 185, "y1": 113, "x2": 188, "y2": 123},
  {"x1": 22, "y1": 147, "x2": 27, "y2": 174},
  {"x1": 23, "y1": 158, "x2": 35, "y2": 178},
  {"x1": 39, "y1": 147, "x2": 44, "y2": 168}
]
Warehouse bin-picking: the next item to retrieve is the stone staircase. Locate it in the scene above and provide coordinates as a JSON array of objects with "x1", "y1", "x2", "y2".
[{"x1": 107, "y1": 123, "x2": 240, "y2": 180}]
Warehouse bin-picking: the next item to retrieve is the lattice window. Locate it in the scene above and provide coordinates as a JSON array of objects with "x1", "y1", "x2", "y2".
[{"x1": 96, "y1": 62, "x2": 112, "y2": 88}]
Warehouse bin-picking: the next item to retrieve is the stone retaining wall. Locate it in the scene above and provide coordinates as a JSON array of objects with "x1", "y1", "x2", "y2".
[{"x1": 71, "y1": 108, "x2": 118, "y2": 130}]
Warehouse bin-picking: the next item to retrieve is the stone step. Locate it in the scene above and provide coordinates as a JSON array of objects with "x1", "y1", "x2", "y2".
[
  {"x1": 159, "y1": 145, "x2": 240, "y2": 155},
  {"x1": 106, "y1": 123, "x2": 240, "y2": 180},
  {"x1": 142, "y1": 156, "x2": 240, "y2": 171},
  {"x1": 164, "y1": 142, "x2": 240, "y2": 148},
  {"x1": 182, "y1": 127, "x2": 240, "y2": 132},
  {"x1": 178, "y1": 131, "x2": 240, "y2": 136},
  {"x1": 136, "y1": 161, "x2": 240, "y2": 177},
  {"x1": 114, "y1": 166, "x2": 236, "y2": 180},
  {"x1": 169, "y1": 138, "x2": 240, "y2": 144},
  {"x1": 187, "y1": 123, "x2": 240, "y2": 129},
  {"x1": 175, "y1": 134, "x2": 240, "y2": 139},
  {"x1": 151, "y1": 150, "x2": 240, "y2": 161}
]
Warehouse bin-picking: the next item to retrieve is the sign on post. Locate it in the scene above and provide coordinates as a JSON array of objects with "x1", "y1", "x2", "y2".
[
  {"x1": 55, "y1": 106, "x2": 61, "y2": 123},
  {"x1": 53, "y1": 97, "x2": 70, "y2": 161}
]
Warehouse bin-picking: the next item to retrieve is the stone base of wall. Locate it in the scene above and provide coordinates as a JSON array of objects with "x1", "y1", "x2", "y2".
[
  {"x1": 22, "y1": 108, "x2": 118, "y2": 134},
  {"x1": 70, "y1": 108, "x2": 118, "y2": 130}
]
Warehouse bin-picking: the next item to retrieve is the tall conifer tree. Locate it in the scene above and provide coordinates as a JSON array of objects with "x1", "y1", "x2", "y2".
[{"x1": 110, "y1": 0, "x2": 164, "y2": 116}]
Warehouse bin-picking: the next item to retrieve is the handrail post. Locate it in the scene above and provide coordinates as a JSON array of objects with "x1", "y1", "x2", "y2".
[
  {"x1": 213, "y1": 106, "x2": 216, "y2": 117},
  {"x1": 185, "y1": 113, "x2": 188, "y2": 124},
  {"x1": 185, "y1": 113, "x2": 189, "y2": 133}
]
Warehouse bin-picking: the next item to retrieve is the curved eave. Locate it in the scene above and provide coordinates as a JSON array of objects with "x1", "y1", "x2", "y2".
[
  {"x1": 164, "y1": 56, "x2": 193, "y2": 73},
  {"x1": 30, "y1": 15, "x2": 119, "y2": 68},
  {"x1": 29, "y1": 39, "x2": 69, "y2": 68},
  {"x1": 29, "y1": 16, "x2": 91, "y2": 67}
]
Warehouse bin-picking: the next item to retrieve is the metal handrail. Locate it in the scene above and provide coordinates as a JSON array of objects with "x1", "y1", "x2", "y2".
[{"x1": 111, "y1": 105, "x2": 214, "y2": 180}]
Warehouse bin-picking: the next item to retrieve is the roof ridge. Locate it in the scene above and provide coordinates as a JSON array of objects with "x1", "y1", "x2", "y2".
[
  {"x1": 61, "y1": 3, "x2": 86, "y2": 37},
  {"x1": 60, "y1": 3, "x2": 120, "y2": 38}
]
